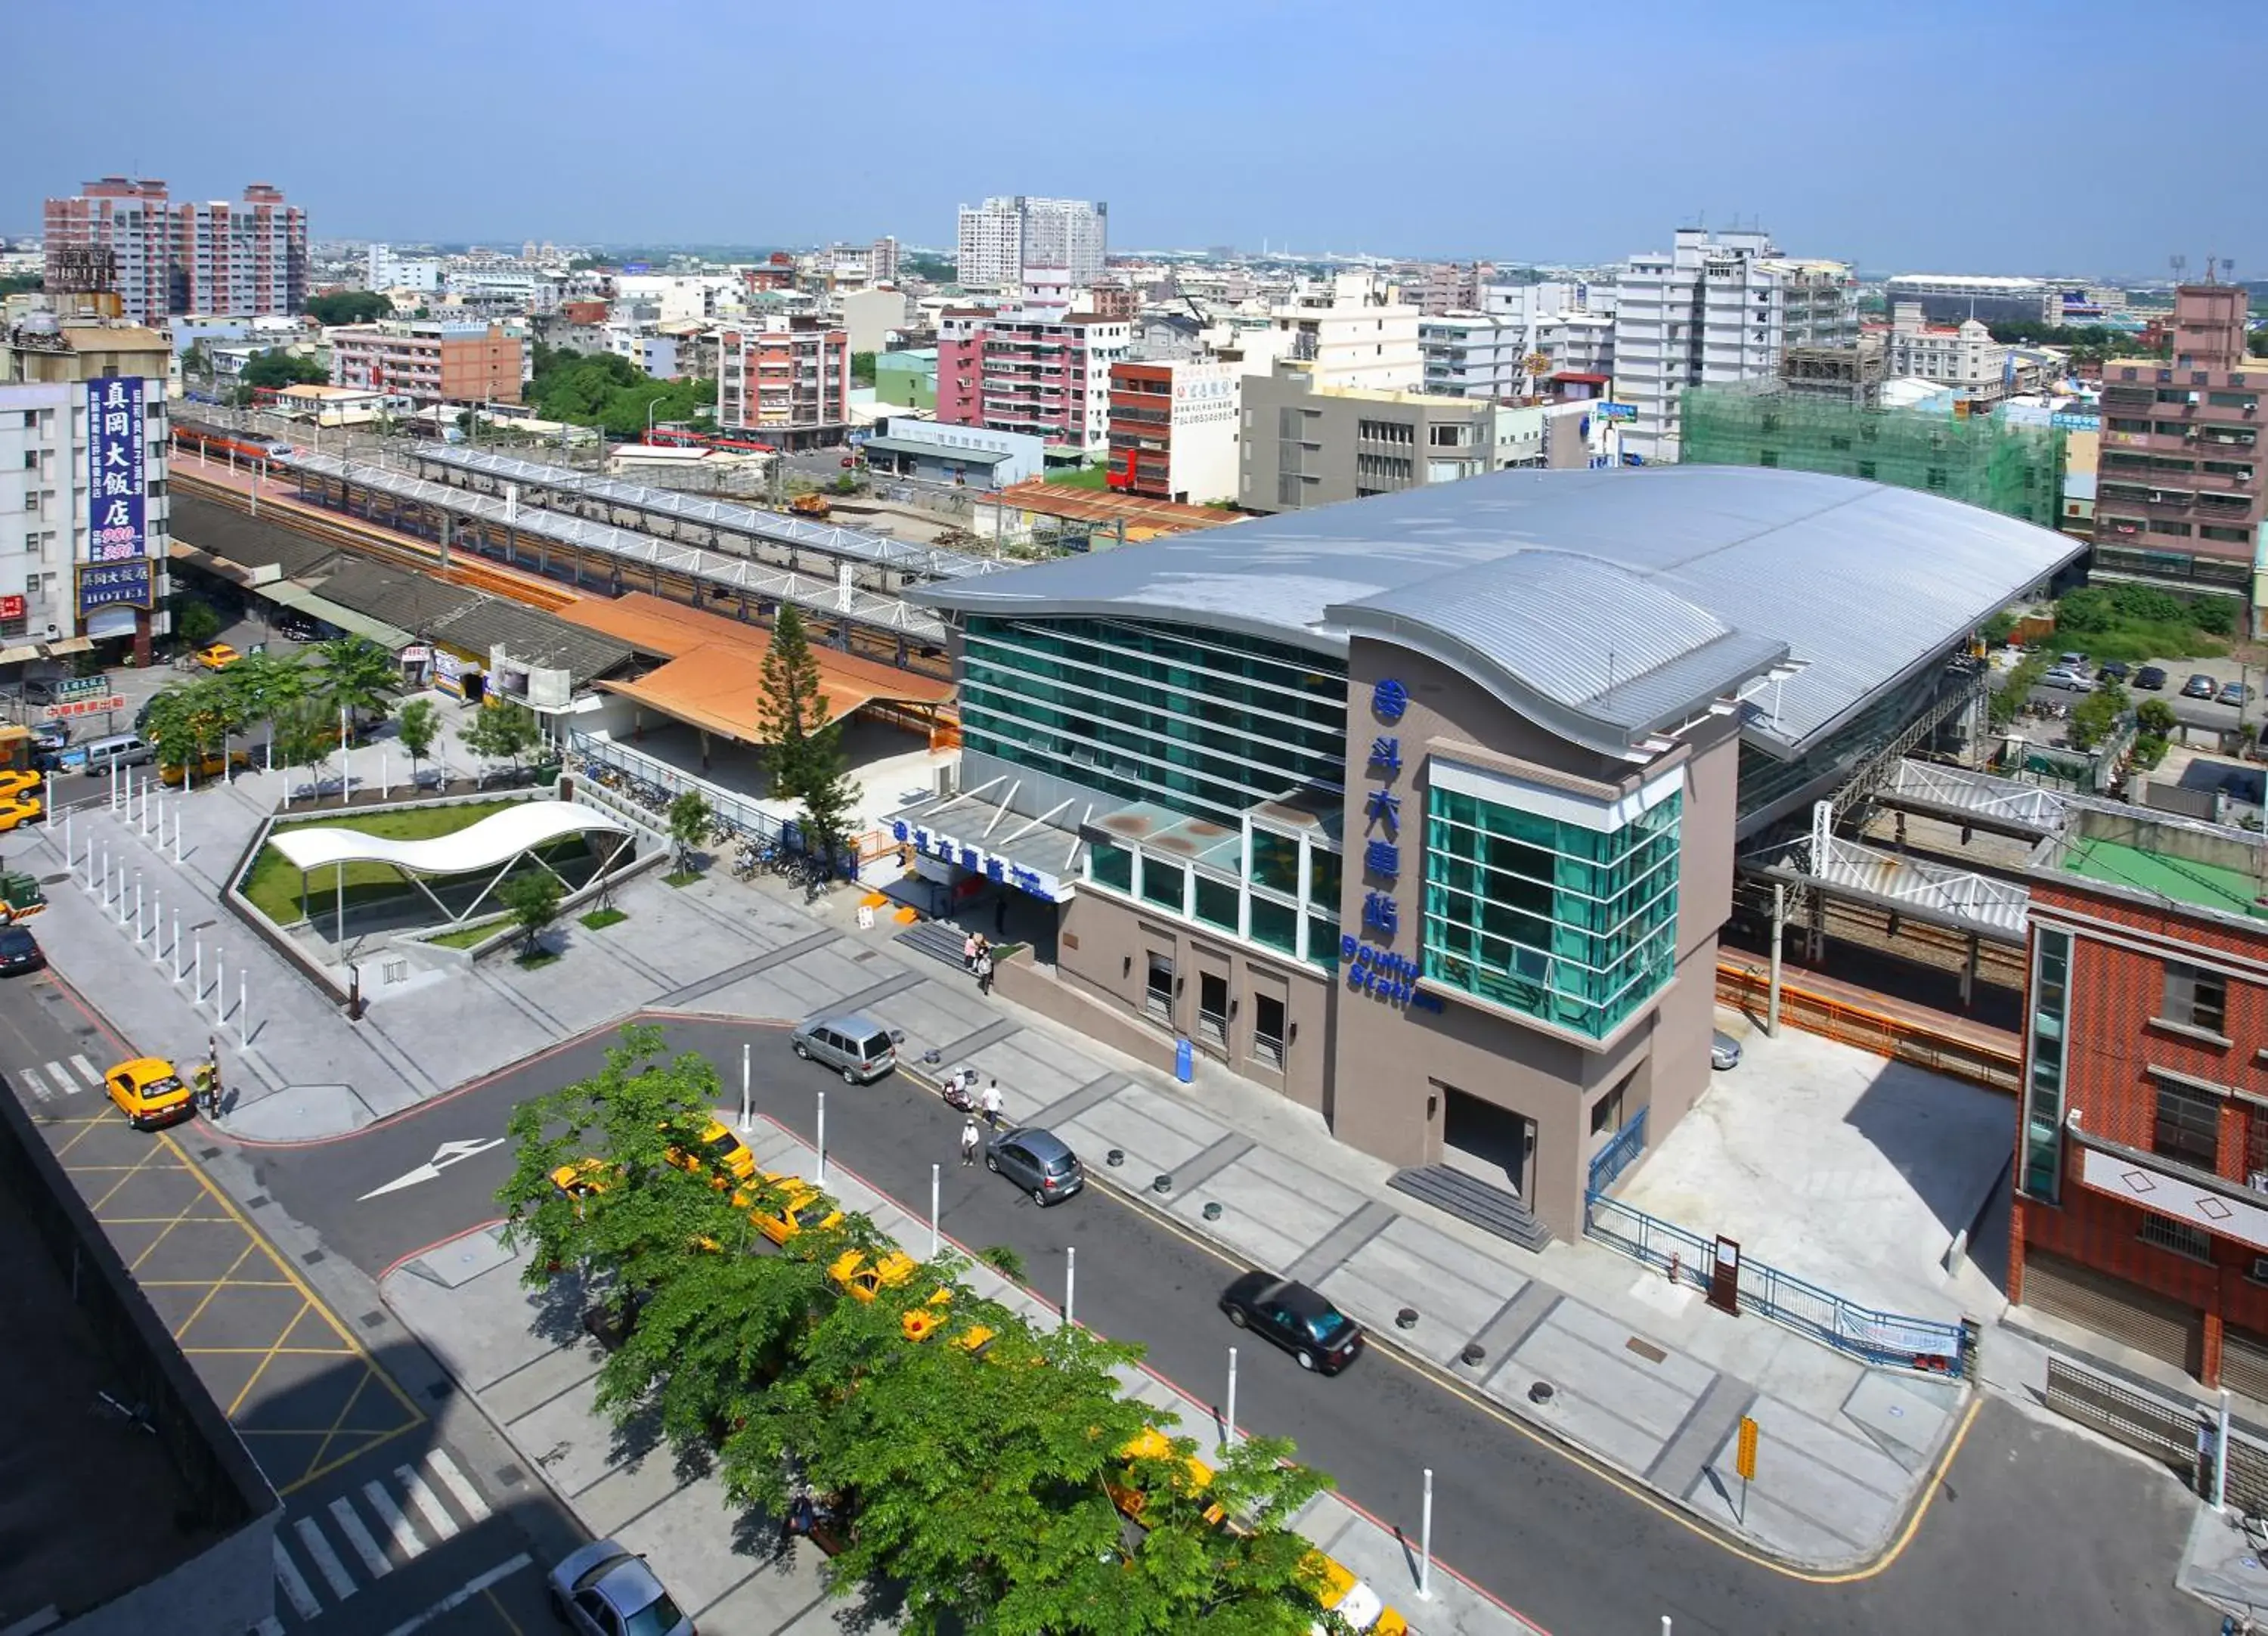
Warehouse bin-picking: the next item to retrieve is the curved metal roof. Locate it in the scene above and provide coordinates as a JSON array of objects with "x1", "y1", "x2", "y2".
[
  {"x1": 911, "y1": 466, "x2": 2084, "y2": 756},
  {"x1": 268, "y1": 801, "x2": 629, "y2": 876}
]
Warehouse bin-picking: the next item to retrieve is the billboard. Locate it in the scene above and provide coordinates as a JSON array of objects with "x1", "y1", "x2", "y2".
[{"x1": 85, "y1": 378, "x2": 147, "y2": 563}]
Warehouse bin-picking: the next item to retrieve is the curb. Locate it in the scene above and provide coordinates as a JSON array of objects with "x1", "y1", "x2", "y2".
[{"x1": 896, "y1": 1052, "x2": 1949, "y2": 1581}]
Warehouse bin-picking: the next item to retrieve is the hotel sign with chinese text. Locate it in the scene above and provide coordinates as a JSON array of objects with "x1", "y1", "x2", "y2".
[
  {"x1": 84, "y1": 379, "x2": 147, "y2": 563},
  {"x1": 1353, "y1": 675, "x2": 1442, "y2": 1014}
]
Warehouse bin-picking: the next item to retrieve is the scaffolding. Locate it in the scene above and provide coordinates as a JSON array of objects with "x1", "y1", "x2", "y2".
[{"x1": 1681, "y1": 388, "x2": 2067, "y2": 528}]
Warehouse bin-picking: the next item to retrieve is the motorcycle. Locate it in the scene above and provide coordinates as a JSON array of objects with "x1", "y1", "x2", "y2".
[{"x1": 941, "y1": 1067, "x2": 980, "y2": 1113}]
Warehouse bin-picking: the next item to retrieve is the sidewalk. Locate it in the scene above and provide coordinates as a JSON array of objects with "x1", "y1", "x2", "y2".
[{"x1": 382, "y1": 1111, "x2": 1542, "y2": 1635}]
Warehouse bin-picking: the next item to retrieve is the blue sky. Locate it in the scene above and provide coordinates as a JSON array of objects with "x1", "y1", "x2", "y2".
[{"x1": 18, "y1": 0, "x2": 2265, "y2": 277}]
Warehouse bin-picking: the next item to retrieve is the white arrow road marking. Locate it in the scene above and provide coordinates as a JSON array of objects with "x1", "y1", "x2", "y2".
[{"x1": 358, "y1": 1137, "x2": 508, "y2": 1201}]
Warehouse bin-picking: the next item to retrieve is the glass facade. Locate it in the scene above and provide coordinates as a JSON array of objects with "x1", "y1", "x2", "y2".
[
  {"x1": 1422, "y1": 783, "x2": 1681, "y2": 1039},
  {"x1": 2022, "y1": 927, "x2": 2069, "y2": 1201},
  {"x1": 962, "y1": 615, "x2": 1348, "y2": 825}
]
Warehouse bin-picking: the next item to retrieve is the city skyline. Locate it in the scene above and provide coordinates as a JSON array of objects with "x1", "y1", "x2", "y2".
[{"x1": 13, "y1": 0, "x2": 2268, "y2": 277}]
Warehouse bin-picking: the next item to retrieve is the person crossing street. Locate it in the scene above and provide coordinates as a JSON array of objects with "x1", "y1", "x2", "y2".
[
  {"x1": 980, "y1": 1079, "x2": 1003, "y2": 1129},
  {"x1": 959, "y1": 1116, "x2": 981, "y2": 1167}
]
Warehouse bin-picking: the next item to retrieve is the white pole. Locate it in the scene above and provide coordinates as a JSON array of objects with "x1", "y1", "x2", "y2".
[
  {"x1": 1064, "y1": 1244, "x2": 1076, "y2": 1329},
  {"x1": 1419, "y1": 1467, "x2": 1434, "y2": 1600},
  {"x1": 193, "y1": 938, "x2": 202, "y2": 1007},
  {"x1": 239, "y1": 971, "x2": 248, "y2": 1049},
  {"x1": 739, "y1": 1043, "x2": 751, "y2": 1134},
  {"x1": 109, "y1": 759, "x2": 117, "y2": 812},
  {"x1": 930, "y1": 1163, "x2": 941, "y2": 1256},
  {"x1": 2217, "y1": 1387, "x2": 2232, "y2": 1512},
  {"x1": 381, "y1": 749, "x2": 389, "y2": 800},
  {"x1": 1224, "y1": 1346, "x2": 1238, "y2": 1449},
  {"x1": 172, "y1": 911, "x2": 182, "y2": 981},
  {"x1": 815, "y1": 1089, "x2": 826, "y2": 1185}
]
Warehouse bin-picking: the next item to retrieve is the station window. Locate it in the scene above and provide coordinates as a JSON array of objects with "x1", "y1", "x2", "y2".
[
  {"x1": 1248, "y1": 896, "x2": 1299, "y2": 959},
  {"x1": 1089, "y1": 841, "x2": 1132, "y2": 894},
  {"x1": 1140, "y1": 856, "x2": 1185, "y2": 914}
]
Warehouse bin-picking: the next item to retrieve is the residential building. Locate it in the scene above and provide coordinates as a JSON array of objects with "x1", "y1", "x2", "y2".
[
  {"x1": 894, "y1": 466, "x2": 2074, "y2": 1242},
  {"x1": 2093, "y1": 284, "x2": 2265, "y2": 609},
  {"x1": 366, "y1": 244, "x2": 442, "y2": 293},
  {"x1": 2012, "y1": 801, "x2": 2268, "y2": 1393},
  {"x1": 956, "y1": 197, "x2": 1108, "y2": 287},
  {"x1": 1882, "y1": 305, "x2": 2053, "y2": 402},
  {"x1": 1105, "y1": 359, "x2": 1241, "y2": 504},
  {"x1": 1680, "y1": 387, "x2": 2067, "y2": 528},
  {"x1": 1885, "y1": 273, "x2": 2057, "y2": 328},
  {"x1": 936, "y1": 308, "x2": 1129, "y2": 456},
  {"x1": 1420, "y1": 313, "x2": 1532, "y2": 401},
  {"x1": 1089, "y1": 282, "x2": 1138, "y2": 324},
  {"x1": 0, "y1": 373, "x2": 173, "y2": 656},
  {"x1": 715, "y1": 317, "x2": 851, "y2": 448},
  {"x1": 43, "y1": 178, "x2": 306, "y2": 324},
  {"x1": 875, "y1": 348, "x2": 938, "y2": 413},
  {"x1": 1270, "y1": 273, "x2": 1423, "y2": 392},
  {"x1": 839, "y1": 286, "x2": 907, "y2": 356},
  {"x1": 329, "y1": 320, "x2": 525, "y2": 405},
  {"x1": 1610, "y1": 228, "x2": 1858, "y2": 463},
  {"x1": 870, "y1": 236, "x2": 902, "y2": 284},
  {"x1": 1400, "y1": 262, "x2": 1485, "y2": 318},
  {"x1": 1238, "y1": 368, "x2": 1495, "y2": 513},
  {"x1": 860, "y1": 417, "x2": 1043, "y2": 487}
]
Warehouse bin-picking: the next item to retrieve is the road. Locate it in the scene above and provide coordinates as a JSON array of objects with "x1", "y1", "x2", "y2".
[
  {"x1": 233, "y1": 1014, "x2": 2203, "y2": 1636},
  {"x1": 0, "y1": 971, "x2": 570, "y2": 1636}
]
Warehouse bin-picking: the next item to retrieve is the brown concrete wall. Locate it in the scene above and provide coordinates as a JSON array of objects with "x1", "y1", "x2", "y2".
[{"x1": 1051, "y1": 887, "x2": 1333, "y2": 1112}]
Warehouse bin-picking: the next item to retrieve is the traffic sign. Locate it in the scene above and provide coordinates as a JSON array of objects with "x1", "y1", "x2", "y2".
[{"x1": 1735, "y1": 1415, "x2": 1758, "y2": 1481}]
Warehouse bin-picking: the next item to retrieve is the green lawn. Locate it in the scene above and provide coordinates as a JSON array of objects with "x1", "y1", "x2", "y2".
[
  {"x1": 1043, "y1": 463, "x2": 1109, "y2": 490},
  {"x1": 240, "y1": 800, "x2": 528, "y2": 926},
  {"x1": 581, "y1": 906, "x2": 627, "y2": 931},
  {"x1": 425, "y1": 917, "x2": 510, "y2": 950}
]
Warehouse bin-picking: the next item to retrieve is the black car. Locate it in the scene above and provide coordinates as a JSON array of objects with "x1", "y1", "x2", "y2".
[
  {"x1": 2097, "y1": 661, "x2": 2130, "y2": 683},
  {"x1": 0, "y1": 926, "x2": 41, "y2": 974},
  {"x1": 2134, "y1": 665, "x2": 2169, "y2": 691},
  {"x1": 983, "y1": 1126, "x2": 1084, "y2": 1206},
  {"x1": 1220, "y1": 1272, "x2": 1364, "y2": 1374}
]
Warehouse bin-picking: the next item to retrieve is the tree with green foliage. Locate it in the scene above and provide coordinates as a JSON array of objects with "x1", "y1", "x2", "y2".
[
  {"x1": 850, "y1": 351, "x2": 875, "y2": 387},
  {"x1": 2137, "y1": 698, "x2": 2180, "y2": 736},
  {"x1": 305, "y1": 290, "x2": 392, "y2": 327},
  {"x1": 316, "y1": 636, "x2": 398, "y2": 730},
  {"x1": 225, "y1": 648, "x2": 310, "y2": 754},
  {"x1": 795, "y1": 727, "x2": 858, "y2": 889},
  {"x1": 2070, "y1": 679, "x2": 2131, "y2": 751},
  {"x1": 526, "y1": 345, "x2": 717, "y2": 438},
  {"x1": 755, "y1": 604, "x2": 829, "y2": 798},
  {"x1": 271, "y1": 697, "x2": 337, "y2": 798},
  {"x1": 240, "y1": 349, "x2": 328, "y2": 392},
  {"x1": 500, "y1": 870, "x2": 564, "y2": 959},
  {"x1": 1991, "y1": 652, "x2": 2052, "y2": 732},
  {"x1": 1979, "y1": 610, "x2": 2018, "y2": 649},
  {"x1": 173, "y1": 598, "x2": 222, "y2": 652},
  {"x1": 395, "y1": 698, "x2": 440, "y2": 783},
  {"x1": 900, "y1": 253, "x2": 956, "y2": 283},
  {"x1": 138, "y1": 686, "x2": 201, "y2": 774},
  {"x1": 667, "y1": 789, "x2": 713, "y2": 872},
  {"x1": 0, "y1": 274, "x2": 41, "y2": 299},
  {"x1": 463, "y1": 699, "x2": 541, "y2": 776}
]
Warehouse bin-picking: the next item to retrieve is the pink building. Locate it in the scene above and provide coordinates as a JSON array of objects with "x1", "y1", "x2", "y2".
[
  {"x1": 934, "y1": 307, "x2": 1130, "y2": 456},
  {"x1": 43, "y1": 178, "x2": 306, "y2": 325},
  {"x1": 715, "y1": 317, "x2": 850, "y2": 448}
]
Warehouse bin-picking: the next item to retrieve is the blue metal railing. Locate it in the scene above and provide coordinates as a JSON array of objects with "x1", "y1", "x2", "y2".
[
  {"x1": 1587, "y1": 1108, "x2": 1648, "y2": 1197},
  {"x1": 1583, "y1": 1192, "x2": 1966, "y2": 1378}
]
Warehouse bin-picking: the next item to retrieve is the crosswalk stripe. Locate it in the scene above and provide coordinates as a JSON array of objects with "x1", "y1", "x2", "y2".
[
  {"x1": 271, "y1": 1537, "x2": 321, "y2": 1621},
  {"x1": 395, "y1": 1466, "x2": 460, "y2": 1545},
  {"x1": 17, "y1": 1064, "x2": 52, "y2": 1102},
  {"x1": 70, "y1": 1054, "x2": 101, "y2": 1086},
  {"x1": 362, "y1": 1479, "x2": 428, "y2": 1561},
  {"x1": 45, "y1": 1059, "x2": 82, "y2": 1096},
  {"x1": 423, "y1": 1449, "x2": 491, "y2": 1523},
  {"x1": 328, "y1": 1496, "x2": 390, "y2": 1580},
  {"x1": 294, "y1": 1517, "x2": 357, "y2": 1601}
]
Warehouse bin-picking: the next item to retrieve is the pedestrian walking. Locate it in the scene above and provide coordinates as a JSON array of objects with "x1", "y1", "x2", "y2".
[
  {"x1": 962, "y1": 930, "x2": 978, "y2": 973},
  {"x1": 960, "y1": 1117, "x2": 981, "y2": 1167},
  {"x1": 980, "y1": 1078, "x2": 1003, "y2": 1128},
  {"x1": 974, "y1": 948, "x2": 995, "y2": 995}
]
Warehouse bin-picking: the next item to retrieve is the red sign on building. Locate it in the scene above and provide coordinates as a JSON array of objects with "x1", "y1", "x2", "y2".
[{"x1": 0, "y1": 595, "x2": 23, "y2": 621}]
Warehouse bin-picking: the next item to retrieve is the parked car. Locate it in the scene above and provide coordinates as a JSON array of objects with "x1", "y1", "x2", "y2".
[
  {"x1": 194, "y1": 643, "x2": 241, "y2": 671},
  {"x1": 2056, "y1": 652, "x2": 2089, "y2": 671},
  {"x1": 104, "y1": 1056, "x2": 194, "y2": 1131},
  {"x1": 546, "y1": 1540, "x2": 692, "y2": 1636},
  {"x1": 1711, "y1": 1030, "x2": 1743, "y2": 1071},
  {"x1": 2134, "y1": 665, "x2": 2169, "y2": 691},
  {"x1": 984, "y1": 1126, "x2": 1086, "y2": 1206},
  {"x1": 2097, "y1": 661, "x2": 2130, "y2": 683},
  {"x1": 0, "y1": 925, "x2": 44, "y2": 975},
  {"x1": 2040, "y1": 665, "x2": 2096, "y2": 693},
  {"x1": 790, "y1": 1012, "x2": 900, "y2": 1083},
  {"x1": 2220, "y1": 681, "x2": 2255, "y2": 708},
  {"x1": 2184, "y1": 673, "x2": 2220, "y2": 699},
  {"x1": 1219, "y1": 1271, "x2": 1365, "y2": 1374}
]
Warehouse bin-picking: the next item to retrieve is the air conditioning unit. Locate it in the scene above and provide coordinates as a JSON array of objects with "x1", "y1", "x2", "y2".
[{"x1": 44, "y1": 624, "x2": 59, "y2": 640}]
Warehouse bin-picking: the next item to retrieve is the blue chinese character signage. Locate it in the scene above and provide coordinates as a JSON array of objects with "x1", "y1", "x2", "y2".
[
  {"x1": 1346, "y1": 675, "x2": 1439, "y2": 1011},
  {"x1": 84, "y1": 379, "x2": 146, "y2": 564},
  {"x1": 79, "y1": 558, "x2": 154, "y2": 617},
  {"x1": 1371, "y1": 677, "x2": 1408, "y2": 723}
]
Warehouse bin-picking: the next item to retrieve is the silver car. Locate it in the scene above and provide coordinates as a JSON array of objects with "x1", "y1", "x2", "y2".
[
  {"x1": 547, "y1": 1539, "x2": 692, "y2": 1636},
  {"x1": 1711, "y1": 1030, "x2": 1743, "y2": 1071},
  {"x1": 984, "y1": 1126, "x2": 1085, "y2": 1206},
  {"x1": 790, "y1": 1012, "x2": 899, "y2": 1083}
]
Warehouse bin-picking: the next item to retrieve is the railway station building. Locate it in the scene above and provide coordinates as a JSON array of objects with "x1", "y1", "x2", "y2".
[{"x1": 895, "y1": 466, "x2": 2081, "y2": 1240}]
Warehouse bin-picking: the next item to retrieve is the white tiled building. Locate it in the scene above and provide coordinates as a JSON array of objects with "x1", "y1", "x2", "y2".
[
  {"x1": 956, "y1": 197, "x2": 1108, "y2": 288},
  {"x1": 0, "y1": 378, "x2": 172, "y2": 649}
]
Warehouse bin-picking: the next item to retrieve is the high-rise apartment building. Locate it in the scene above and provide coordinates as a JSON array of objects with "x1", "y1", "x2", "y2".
[
  {"x1": 43, "y1": 178, "x2": 307, "y2": 325},
  {"x1": 937, "y1": 307, "x2": 1129, "y2": 456},
  {"x1": 870, "y1": 237, "x2": 902, "y2": 284},
  {"x1": 1610, "y1": 228, "x2": 1857, "y2": 463},
  {"x1": 714, "y1": 317, "x2": 851, "y2": 448},
  {"x1": 2093, "y1": 284, "x2": 2264, "y2": 610},
  {"x1": 1238, "y1": 369, "x2": 1497, "y2": 513},
  {"x1": 955, "y1": 197, "x2": 1108, "y2": 287},
  {"x1": 1420, "y1": 314, "x2": 1531, "y2": 400},
  {"x1": 1269, "y1": 273, "x2": 1423, "y2": 392}
]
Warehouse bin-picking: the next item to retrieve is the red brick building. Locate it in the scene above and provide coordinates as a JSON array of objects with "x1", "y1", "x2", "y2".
[{"x1": 2014, "y1": 801, "x2": 2268, "y2": 1393}]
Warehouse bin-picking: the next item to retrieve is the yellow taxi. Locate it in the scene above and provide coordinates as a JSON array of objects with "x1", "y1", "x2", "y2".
[
  {"x1": 194, "y1": 643, "x2": 241, "y2": 671},
  {"x1": 550, "y1": 1157, "x2": 613, "y2": 1207},
  {"x1": 0, "y1": 792, "x2": 40, "y2": 833},
  {"x1": 1108, "y1": 1428, "x2": 1228, "y2": 1529},
  {"x1": 827, "y1": 1248, "x2": 993, "y2": 1347},
  {"x1": 662, "y1": 1120, "x2": 758, "y2": 1189},
  {"x1": 105, "y1": 1056, "x2": 195, "y2": 1131},
  {"x1": 742, "y1": 1170, "x2": 843, "y2": 1247},
  {"x1": 0, "y1": 769, "x2": 42, "y2": 799}
]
